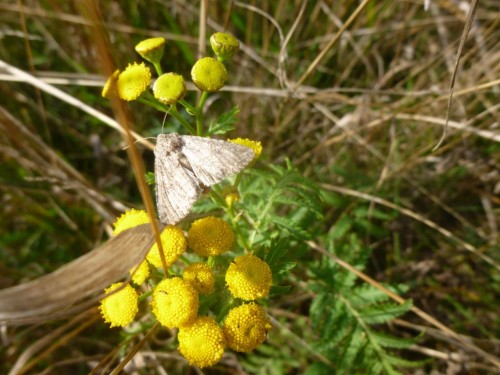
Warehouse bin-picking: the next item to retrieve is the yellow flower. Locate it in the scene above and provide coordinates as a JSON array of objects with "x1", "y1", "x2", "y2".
[
  {"x1": 223, "y1": 303, "x2": 271, "y2": 352},
  {"x1": 153, "y1": 72, "x2": 186, "y2": 104},
  {"x1": 225, "y1": 254, "x2": 272, "y2": 300},
  {"x1": 147, "y1": 225, "x2": 187, "y2": 268},
  {"x1": 130, "y1": 259, "x2": 150, "y2": 285},
  {"x1": 183, "y1": 263, "x2": 215, "y2": 295},
  {"x1": 191, "y1": 57, "x2": 227, "y2": 92},
  {"x1": 151, "y1": 277, "x2": 199, "y2": 328},
  {"x1": 113, "y1": 209, "x2": 150, "y2": 236},
  {"x1": 117, "y1": 62, "x2": 151, "y2": 101},
  {"x1": 135, "y1": 37, "x2": 165, "y2": 64},
  {"x1": 188, "y1": 216, "x2": 234, "y2": 257},
  {"x1": 228, "y1": 138, "x2": 262, "y2": 164},
  {"x1": 210, "y1": 32, "x2": 239, "y2": 61},
  {"x1": 99, "y1": 283, "x2": 138, "y2": 328},
  {"x1": 178, "y1": 316, "x2": 225, "y2": 368},
  {"x1": 102, "y1": 69, "x2": 120, "y2": 98},
  {"x1": 225, "y1": 192, "x2": 240, "y2": 208}
]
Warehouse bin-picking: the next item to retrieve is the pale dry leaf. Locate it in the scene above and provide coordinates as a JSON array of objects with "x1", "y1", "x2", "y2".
[{"x1": 0, "y1": 224, "x2": 154, "y2": 325}]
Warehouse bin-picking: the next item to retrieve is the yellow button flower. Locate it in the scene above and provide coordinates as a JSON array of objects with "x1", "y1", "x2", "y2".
[
  {"x1": 130, "y1": 259, "x2": 150, "y2": 285},
  {"x1": 223, "y1": 303, "x2": 271, "y2": 352},
  {"x1": 113, "y1": 208, "x2": 150, "y2": 236},
  {"x1": 102, "y1": 69, "x2": 120, "y2": 98},
  {"x1": 210, "y1": 32, "x2": 239, "y2": 61},
  {"x1": 151, "y1": 277, "x2": 199, "y2": 328},
  {"x1": 225, "y1": 254, "x2": 272, "y2": 300},
  {"x1": 147, "y1": 225, "x2": 187, "y2": 268},
  {"x1": 188, "y1": 216, "x2": 234, "y2": 257},
  {"x1": 117, "y1": 62, "x2": 151, "y2": 101},
  {"x1": 191, "y1": 57, "x2": 227, "y2": 92},
  {"x1": 135, "y1": 37, "x2": 165, "y2": 64},
  {"x1": 228, "y1": 138, "x2": 262, "y2": 164},
  {"x1": 153, "y1": 72, "x2": 186, "y2": 104},
  {"x1": 183, "y1": 263, "x2": 215, "y2": 295},
  {"x1": 99, "y1": 283, "x2": 138, "y2": 328},
  {"x1": 178, "y1": 316, "x2": 226, "y2": 368}
]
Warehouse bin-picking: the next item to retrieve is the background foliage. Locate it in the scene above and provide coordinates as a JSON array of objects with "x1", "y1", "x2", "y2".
[{"x1": 0, "y1": 0, "x2": 498, "y2": 374}]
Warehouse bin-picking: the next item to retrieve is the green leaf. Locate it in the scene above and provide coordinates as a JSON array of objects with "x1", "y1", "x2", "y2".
[
  {"x1": 207, "y1": 106, "x2": 239, "y2": 135},
  {"x1": 370, "y1": 331, "x2": 421, "y2": 349},
  {"x1": 145, "y1": 172, "x2": 155, "y2": 185},
  {"x1": 360, "y1": 300, "x2": 413, "y2": 324},
  {"x1": 269, "y1": 215, "x2": 311, "y2": 239}
]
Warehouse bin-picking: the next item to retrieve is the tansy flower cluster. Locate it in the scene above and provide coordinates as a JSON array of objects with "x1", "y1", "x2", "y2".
[{"x1": 99, "y1": 33, "x2": 274, "y2": 369}]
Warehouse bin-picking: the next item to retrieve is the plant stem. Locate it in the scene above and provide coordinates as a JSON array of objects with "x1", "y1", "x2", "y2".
[{"x1": 196, "y1": 91, "x2": 209, "y2": 136}]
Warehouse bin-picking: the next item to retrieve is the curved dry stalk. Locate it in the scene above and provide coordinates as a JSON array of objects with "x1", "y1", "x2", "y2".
[
  {"x1": 0, "y1": 224, "x2": 154, "y2": 325},
  {"x1": 0, "y1": 59, "x2": 154, "y2": 151}
]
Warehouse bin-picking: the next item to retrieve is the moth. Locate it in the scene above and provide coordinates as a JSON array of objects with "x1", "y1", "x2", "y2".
[{"x1": 154, "y1": 133, "x2": 255, "y2": 224}]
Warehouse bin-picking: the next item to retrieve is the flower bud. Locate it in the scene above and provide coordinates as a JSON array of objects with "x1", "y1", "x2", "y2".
[
  {"x1": 135, "y1": 37, "x2": 166, "y2": 64},
  {"x1": 210, "y1": 32, "x2": 239, "y2": 61}
]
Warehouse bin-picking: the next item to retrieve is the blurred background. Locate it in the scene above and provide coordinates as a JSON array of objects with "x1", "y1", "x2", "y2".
[{"x1": 0, "y1": 0, "x2": 498, "y2": 374}]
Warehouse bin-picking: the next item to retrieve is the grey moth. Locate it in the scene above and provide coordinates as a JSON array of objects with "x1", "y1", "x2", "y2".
[{"x1": 154, "y1": 133, "x2": 255, "y2": 224}]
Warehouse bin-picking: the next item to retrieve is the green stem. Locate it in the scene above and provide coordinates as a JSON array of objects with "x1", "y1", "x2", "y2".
[
  {"x1": 170, "y1": 105, "x2": 195, "y2": 134},
  {"x1": 153, "y1": 62, "x2": 163, "y2": 76},
  {"x1": 179, "y1": 99, "x2": 196, "y2": 115},
  {"x1": 196, "y1": 91, "x2": 209, "y2": 136},
  {"x1": 138, "y1": 94, "x2": 195, "y2": 134}
]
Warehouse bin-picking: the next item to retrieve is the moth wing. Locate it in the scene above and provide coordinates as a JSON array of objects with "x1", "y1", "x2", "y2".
[
  {"x1": 180, "y1": 136, "x2": 255, "y2": 186},
  {"x1": 154, "y1": 137, "x2": 203, "y2": 224}
]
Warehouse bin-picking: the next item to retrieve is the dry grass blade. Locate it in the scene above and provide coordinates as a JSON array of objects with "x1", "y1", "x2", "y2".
[
  {"x1": 0, "y1": 224, "x2": 154, "y2": 325},
  {"x1": 433, "y1": 0, "x2": 479, "y2": 150},
  {"x1": 321, "y1": 183, "x2": 499, "y2": 271},
  {"x1": 0, "y1": 59, "x2": 154, "y2": 151}
]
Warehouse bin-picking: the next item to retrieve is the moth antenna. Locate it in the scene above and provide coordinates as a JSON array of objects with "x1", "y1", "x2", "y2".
[
  {"x1": 160, "y1": 108, "x2": 172, "y2": 133},
  {"x1": 122, "y1": 137, "x2": 157, "y2": 150}
]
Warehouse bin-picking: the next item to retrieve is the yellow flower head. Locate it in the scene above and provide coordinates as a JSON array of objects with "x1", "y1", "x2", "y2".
[
  {"x1": 117, "y1": 62, "x2": 151, "y2": 101},
  {"x1": 188, "y1": 216, "x2": 234, "y2": 257},
  {"x1": 191, "y1": 57, "x2": 227, "y2": 92},
  {"x1": 135, "y1": 37, "x2": 165, "y2": 64},
  {"x1": 113, "y1": 209, "x2": 150, "y2": 236},
  {"x1": 147, "y1": 225, "x2": 187, "y2": 268},
  {"x1": 228, "y1": 138, "x2": 262, "y2": 164},
  {"x1": 178, "y1": 316, "x2": 226, "y2": 368},
  {"x1": 99, "y1": 283, "x2": 138, "y2": 328},
  {"x1": 153, "y1": 72, "x2": 186, "y2": 104},
  {"x1": 183, "y1": 263, "x2": 215, "y2": 295},
  {"x1": 210, "y1": 32, "x2": 240, "y2": 61},
  {"x1": 130, "y1": 259, "x2": 150, "y2": 285},
  {"x1": 225, "y1": 254, "x2": 272, "y2": 300},
  {"x1": 225, "y1": 192, "x2": 240, "y2": 208},
  {"x1": 223, "y1": 303, "x2": 271, "y2": 352},
  {"x1": 151, "y1": 277, "x2": 199, "y2": 328},
  {"x1": 102, "y1": 69, "x2": 120, "y2": 98}
]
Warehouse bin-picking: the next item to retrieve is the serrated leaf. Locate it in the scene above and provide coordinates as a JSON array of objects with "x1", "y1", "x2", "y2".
[
  {"x1": 269, "y1": 215, "x2": 310, "y2": 239},
  {"x1": 385, "y1": 354, "x2": 428, "y2": 368},
  {"x1": 371, "y1": 331, "x2": 420, "y2": 349},
  {"x1": 360, "y1": 300, "x2": 412, "y2": 324},
  {"x1": 207, "y1": 106, "x2": 239, "y2": 135}
]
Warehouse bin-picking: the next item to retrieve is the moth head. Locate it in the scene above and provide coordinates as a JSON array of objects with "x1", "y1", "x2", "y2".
[{"x1": 156, "y1": 133, "x2": 182, "y2": 154}]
